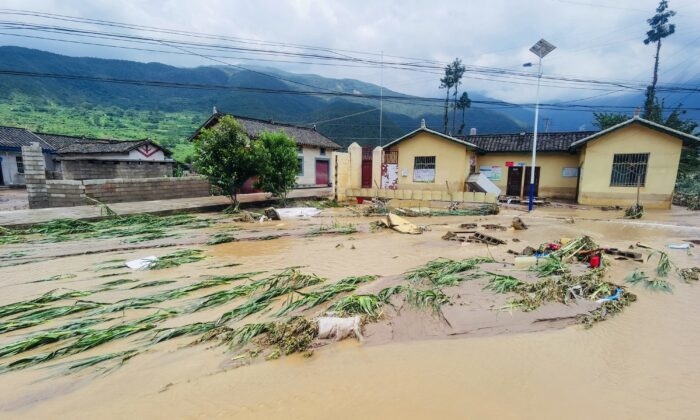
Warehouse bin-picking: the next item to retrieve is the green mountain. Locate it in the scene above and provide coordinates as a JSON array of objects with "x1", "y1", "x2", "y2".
[{"x1": 0, "y1": 46, "x2": 527, "y2": 160}]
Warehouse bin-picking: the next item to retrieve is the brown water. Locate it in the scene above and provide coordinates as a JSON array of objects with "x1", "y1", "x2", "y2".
[{"x1": 1, "y1": 207, "x2": 699, "y2": 419}]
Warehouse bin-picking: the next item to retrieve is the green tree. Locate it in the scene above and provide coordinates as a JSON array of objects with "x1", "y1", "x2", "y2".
[
  {"x1": 643, "y1": 0, "x2": 676, "y2": 120},
  {"x1": 440, "y1": 58, "x2": 465, "y2": 134},
  {"x1": 456, "y1": 91, "x2": 472, "y2": 134},
  {"x1": 253, "y1": 130, "x2": 299, "y2": 205},
  {"x1": 193, "y1": 115, "x2": 257, "y2": 208},
  {"x1": 450, "y1": 61, "x2": 466, "y2": 134},
  {"x1": 593, "y1": 112, "x2": 629, "y2": 130}
]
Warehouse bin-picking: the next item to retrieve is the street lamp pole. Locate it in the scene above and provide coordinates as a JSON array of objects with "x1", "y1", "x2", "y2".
[{"x1": 527, "y1": 39, "x2": 556, "y2": 212}]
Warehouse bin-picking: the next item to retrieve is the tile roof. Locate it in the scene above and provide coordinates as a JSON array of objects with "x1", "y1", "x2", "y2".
[
  {"x1": 462, "y1": 131, "x2": 595, "y2": 153},
  {"x1": 191, "y1": 113, "x2": 342, "y2": 150},
  {"x1": 383, "y1": 125, "x2": 478, "y2": 149},
  {"x1": 0, "y1": 126, "x2": 53, "y2": 150},
  {"x1": 36, "y1": 133, "x2": 171, "y2": 156}
]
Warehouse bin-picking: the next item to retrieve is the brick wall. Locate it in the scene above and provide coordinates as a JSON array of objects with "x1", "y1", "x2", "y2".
[
  {"x1": 43, "y1": 176, "x2": 210, "y2": 208},
  {"x1": 21, "y1": 143, "x2": 49, "y2": 209},
  {"x1": 60, "y1": 160, "x2": 173, "y2": 180}
]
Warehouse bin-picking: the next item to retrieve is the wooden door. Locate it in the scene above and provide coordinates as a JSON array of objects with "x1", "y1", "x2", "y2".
[
  {"x1": 315, "y1": 160, "x2": 330, "y2": 185},
  {"x1": 524, "y1": 166, "x2": 541, "y2": 197},
  {"x1": 361, "y1": 147, "x2": 373, "y2": 188},
  {"x1": 506, "y1": 166, "x2": 523, "y2": 196}
]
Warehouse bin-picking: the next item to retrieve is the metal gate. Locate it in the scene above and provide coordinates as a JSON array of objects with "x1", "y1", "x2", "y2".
[{"x1": 361, "y1": 147, "x2": 373, "y2": 188}]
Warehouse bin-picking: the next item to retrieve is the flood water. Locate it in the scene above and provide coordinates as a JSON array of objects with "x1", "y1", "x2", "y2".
[{"x1": 1, "y1": 206, "x2": 699, "y2": 419}]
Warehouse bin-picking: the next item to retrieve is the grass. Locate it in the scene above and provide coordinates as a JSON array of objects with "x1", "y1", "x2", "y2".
[
  {"x1": 328, "y1": 295, "x2": 384, "y2": 320},
  {"x1": 68, "y1": 349, "x2": 140, "y2": 373},
  {"x1": 483, "y1": 274, "x2": 523, "y2": 294},
  {"x1": 129, "y1": 280, "x2": 177, "y2": 289},
  {"x1": 151, "y1": 322, "x2": 217, "y2": 344},
  {"x1": 307, "y1": 220, "x2": 358, "y2": 236},
  {"x1": 275, "y1": 275, "x2": 377, "y2": 316},
  {"x1": 405, "y1": 287, "x2": 450, "y2": 311},
  {"x1": 207, "y1": 232, "x2": 238, "y2": 245},
  {"x1": 0, "y1": 318, "x2": 109, "y2": 358},
  {"x1": 147, "y1": 249, "x2": 205, "y2": 270},
  {"x1": 625, "y1": 270, "x2": 673, "y2": 293},
  {"x1": 0, "y1": 302, "x2": 103, "y2": 334},
  {"x1": 406, "y1": 257, "x2": 494, "y2": 286},
  {"x1": 531, "y1": 256, "x2": 567, "y2": 277},
  {"x1": 0, "y1": 290, "x2": 93, "y2": 319}
]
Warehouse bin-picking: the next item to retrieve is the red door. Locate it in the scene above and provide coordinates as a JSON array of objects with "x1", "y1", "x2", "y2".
[
  {"x1": 361, "y1": 146, "x2": 373, "y2": 188},
  {"x1": 315, "y1": 160, "x2": 329, "y2": 185}
]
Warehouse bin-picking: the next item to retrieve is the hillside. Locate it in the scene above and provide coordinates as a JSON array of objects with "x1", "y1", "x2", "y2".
[{"x1": 0, "y1": 46, "x2": 529, "y2": 159}]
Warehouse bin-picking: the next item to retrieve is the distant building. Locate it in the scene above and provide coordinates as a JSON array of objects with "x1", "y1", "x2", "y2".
[
  {"x1": 190, "y1": 113, "x2": 341, "y2": 189},
  {"x1": 0, "y1": 127, "x2": 173, "y2": 186}
]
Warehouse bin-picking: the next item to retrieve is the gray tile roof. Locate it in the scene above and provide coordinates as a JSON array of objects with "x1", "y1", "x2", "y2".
[
  {"x1": 0, "y1": 126, "x2": 53, "y2": 150},
  {"x1": 36, "y1": 133, "x2": 171, "y2": 156},
  {"x1": 192, "y1": 114, "x2": 342, "y2": 150},
  {"x1": 462, "y1": 131, "x2": 595, "y2": 153}
]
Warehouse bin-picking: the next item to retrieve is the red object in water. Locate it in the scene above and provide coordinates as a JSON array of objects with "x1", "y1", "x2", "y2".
[
  {"x1": 547, "y1": 243, "x2": 560, "y2": 251},
  {"x1": 356, "y1": 197, "x2": 365, "y2": 204},
  {"x1": 589, "y1": 254, "x2": 601, "y2": 268}
]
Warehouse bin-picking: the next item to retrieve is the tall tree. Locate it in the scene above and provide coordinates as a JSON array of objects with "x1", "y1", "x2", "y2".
[
  {"x1": 643, "y1": 0, "x2": 676, "y2": 120},
  {"x1": 456, "y1": 92, "x2": 472, "y2": 135},
  {"x1": 253, "y1": 130, "x2": 299, "y2": 205},
  {"x1": 193, "y1": 115, "x2": 258, "y2": 208},
  {"x1": 450, "y1": 60, "x2": 466, "y2": 134},
  {"x1": 439, "y1": 58, "x2": 465, "y2": 134},
  {"x1": 439, "y1": 62, "x2": 455, "y2": 134},
  {"x1": 592, "y1": 112, "x2": 629, "y2": 130}
]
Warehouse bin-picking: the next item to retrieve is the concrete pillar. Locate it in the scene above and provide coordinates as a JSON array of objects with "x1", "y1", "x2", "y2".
[
  {"x1": 332, "y1": 151, "x2": 351, "y2": 201},
  {"x1": 347, "y1": 142, "x2": 362, "y2": 189},
  {"x1": 372, "y1": 146, "x2": 382, "y2": 189},
  {"x1": 21, "y1": 142, "x2": 49, "y2": 209}
]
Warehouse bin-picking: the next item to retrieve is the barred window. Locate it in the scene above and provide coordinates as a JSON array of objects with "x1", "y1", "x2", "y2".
[
  {"x1": 15, "y1": 156, "x2": 24, "y2": 174},
  {"x1": 610, "y1": 153, "x2": 649, "y2": 187},
  {"x1": 413, "y1": 156, "x2": 436, "y2": 182},
  {"x1": 298, "y1": 157, "x2": 304, "y2": 176}
]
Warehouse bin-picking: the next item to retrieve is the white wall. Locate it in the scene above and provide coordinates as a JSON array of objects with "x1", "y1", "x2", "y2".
[
  {"x1": 296, "y1": 145, "x2": 332, "y2": 186},
  {"x1": 0, "y1": 151, "x2": 24, "y2": 185}
]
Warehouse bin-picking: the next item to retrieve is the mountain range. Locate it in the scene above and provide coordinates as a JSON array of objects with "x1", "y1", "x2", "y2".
[{"x1": 0, "y1": 46, "x2": 697, "y2": 159}]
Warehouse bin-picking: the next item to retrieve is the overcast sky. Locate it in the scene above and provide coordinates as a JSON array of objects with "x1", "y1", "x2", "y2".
[{"x1": 0, "y1": 0, "x2": 699, "y2": 104}]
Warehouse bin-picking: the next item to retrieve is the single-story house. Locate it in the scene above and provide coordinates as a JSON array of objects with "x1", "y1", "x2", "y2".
[
  {"x1": 0, "y1": 126, "x2": 173, "y2": 185},
  {"x1": 190, "y1": 113, "x2": 342, "y2": 188},
  {"x1": 381, "y1": 117, "x2": 698, "y2": 209}
]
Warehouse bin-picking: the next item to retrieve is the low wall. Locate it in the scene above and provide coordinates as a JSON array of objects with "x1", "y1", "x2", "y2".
[
  {"x1": 346, "y1": 188, "x2": 498, "y2": 207},
  {"x1": 45, "y1": 176, "x2": 210, "y2": 208},
  {"x1": 59, "y1": 159, "x2": 173, "y2": 180}
]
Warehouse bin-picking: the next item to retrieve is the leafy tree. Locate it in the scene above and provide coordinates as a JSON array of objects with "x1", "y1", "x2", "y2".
[
  {"x1": 253, "y1": 130, "x2": 299, "y2": 205},
  {"x1": 643, "y1": 0, "x2": 676, "y2": 120},
  {"x1": 456, "y1": 92, "x2": 472, "y2": 134},
  {"x1": 450, "y1": 61, "x2": 466, "y2": 134},
  {"x1": 440, "y1": 58, "x2": 465, "y2": 134},
  {"x1": 593, "y1": 112, "x2": 629, "y2": 130},
  {"x1": 193, "y1": 115, "x2": 257, "y2": 208}
]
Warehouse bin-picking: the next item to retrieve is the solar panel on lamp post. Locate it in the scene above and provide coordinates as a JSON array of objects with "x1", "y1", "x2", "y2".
[{"x1": 527, "y1": 39, "x2": 556, "y2": 212}]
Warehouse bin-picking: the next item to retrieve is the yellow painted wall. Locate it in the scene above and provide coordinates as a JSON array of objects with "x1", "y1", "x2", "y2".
[
  {"x1": 386, "y1": 132, "x2": 471, "y2": 191},
  {"x1": 476, "y1": 153, "x2": 580, "y2": 199},
  {"x1": 578, "y1": 124, "x2": 682, "y2": 209},
  {"x1": 333, "y1": 152, "x2": 350, "y2": 201}
]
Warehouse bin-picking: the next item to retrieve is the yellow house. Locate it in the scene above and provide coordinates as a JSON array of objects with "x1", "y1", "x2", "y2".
[
  {"x1": 382, "y1": 117, "x2": 698, "y2": 209},
  {"x1": 381, "y1": 120, "x2": 478, "y2": 193}
]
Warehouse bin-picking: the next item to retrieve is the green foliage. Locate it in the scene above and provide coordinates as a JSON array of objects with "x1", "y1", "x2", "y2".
[
  {"x1": 253, "y1": 130, "x2": 299, "y2": 203},
  {"x1": 193, "y1": 116, "x2": 258, "y2": 204},
  {"x1": 440, "y1": 58, "x2": 466, "y2": 134},
  {"x1": 642, "y1": 0, "x2": 676, "y2": 120},
  {"x1": 593, "y1": 112, "x2": 629, "y2": 130}
]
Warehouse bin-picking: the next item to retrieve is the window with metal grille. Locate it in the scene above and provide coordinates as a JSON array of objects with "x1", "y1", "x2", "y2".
[
  {"x1": 298, "y1": 157, "x2": 304, "y2": 176},
  {"x1": 610, "y1": 153, "x2": 649, "y2": 187},
  {"x1": 413, "y1": 156, "x2": 436, "y2": 182},
  {"x1": 15, "y1": 156, "x2": 24, "y2": 174}
]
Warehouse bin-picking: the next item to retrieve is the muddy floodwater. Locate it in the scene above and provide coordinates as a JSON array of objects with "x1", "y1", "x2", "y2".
[{"x1": 0, "y1": 205, "x2": 698, "y2": 419}]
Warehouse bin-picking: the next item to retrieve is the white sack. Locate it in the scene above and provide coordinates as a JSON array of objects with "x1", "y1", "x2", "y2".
[{"x1": 317, "y1": 316, "x2": 363, "y2": 341}]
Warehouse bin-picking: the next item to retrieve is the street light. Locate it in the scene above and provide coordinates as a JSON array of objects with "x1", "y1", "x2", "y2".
[{"x1": 527, "y1": 38, "x2": 556, "y2": 212}]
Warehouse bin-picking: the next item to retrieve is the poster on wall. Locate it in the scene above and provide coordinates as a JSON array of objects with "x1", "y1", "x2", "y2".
[
  {"x1": 480, "y1": 165, "x2": 502, "y2": 181},
  {"x1": 562, "y1": 167, "x2": 579, "y2": 177},
  {"x1": 381, "y1": 163, "x2": 398, "y2": 189},
  {"x1": 413, "y1": 168, "x2": 435, "y2": 182}
]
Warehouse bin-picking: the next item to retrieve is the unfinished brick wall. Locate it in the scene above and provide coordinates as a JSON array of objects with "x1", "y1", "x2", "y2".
[
  {"x1": 36, "y1": 177, "x2": 211, "y2": 208},
  {"x1": 21, "y1": 143, "x2": 49, "y2": 209},
  {"x1": 60, "y1": 160, "x2": 173, "y2": 180}
]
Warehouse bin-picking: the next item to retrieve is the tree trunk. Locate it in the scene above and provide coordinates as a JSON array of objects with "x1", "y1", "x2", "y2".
[
  {"x1": 644, "y1": 39, "x2": 662, "y2": 120},
  {"x1": 451, "y1": 89, "x2": 458, "y2": 134},
  {"x1": 443, "y1": 88, "x2": 450, "y2": 134}
]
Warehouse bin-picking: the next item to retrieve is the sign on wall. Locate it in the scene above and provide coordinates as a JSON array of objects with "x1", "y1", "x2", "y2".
[
  {"x1": 413, "y1": 168, "x2": 435, "y2": 182},
  {"x1": 562, "y1": 167, "x2": 579, "y2": 177},
  {"x1": 479, "y1": 165, "x2": 502, "y2": 181}
]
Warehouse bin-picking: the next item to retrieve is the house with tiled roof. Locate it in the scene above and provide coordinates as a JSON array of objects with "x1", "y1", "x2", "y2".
[
  {"x1": 191, "y1": 113, "x2": 341, "y2": 188},
  {"x1": 380, "y1": 117, "x2": 698, "y2": 209},
  {"x1": 0, "y1": 127, "x2": 173, "y2": 185}
]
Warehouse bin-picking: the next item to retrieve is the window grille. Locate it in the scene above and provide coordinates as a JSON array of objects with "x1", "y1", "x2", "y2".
[
  {"x1": 15, "y1": 156, "x2": 24, "y2": 174},
  {"x1": 610, "y1": 153, "x2": 648, "y2": 187},
  {"x1": 413, "y1": 156, "x2": 436, "y2": 182}
]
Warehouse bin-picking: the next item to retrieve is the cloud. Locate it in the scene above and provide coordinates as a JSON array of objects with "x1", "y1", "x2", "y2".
[{"x1": 0, "y1": 0, "x2": 698, "y2": 104}]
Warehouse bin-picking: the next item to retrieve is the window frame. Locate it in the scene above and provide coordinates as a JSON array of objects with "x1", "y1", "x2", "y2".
[
  {"x1": 413, "y1": 156, "x2": 436, "y2": 183},
  {"x1": 610, "y1": 153, "x2": 649, "y2": 187},
  {"x1": 15, "y1": 156, "x2": 24, "y2": 174}
]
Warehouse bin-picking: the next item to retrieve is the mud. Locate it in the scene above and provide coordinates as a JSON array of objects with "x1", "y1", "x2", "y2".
[{"x1": 0, "y1": 205, "x2": 698, "y2": 419}]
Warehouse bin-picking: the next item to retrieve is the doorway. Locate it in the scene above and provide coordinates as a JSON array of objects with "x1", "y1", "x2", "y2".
[
  {"x1": 506, "y1": 166, "x2": 524, "y2": 196},
  {"x1": 524, "y1": 166, "x2": 541, "y2": 197},
  {"x1": 315, "y1": 159, "x2": 330, "y2": 185},
  {"x1": 361, "y1": 146, "x2": 373, "y2": 188},
  {"x1": 0, "y1": 156, "x2": 4, "y2": 185}
]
